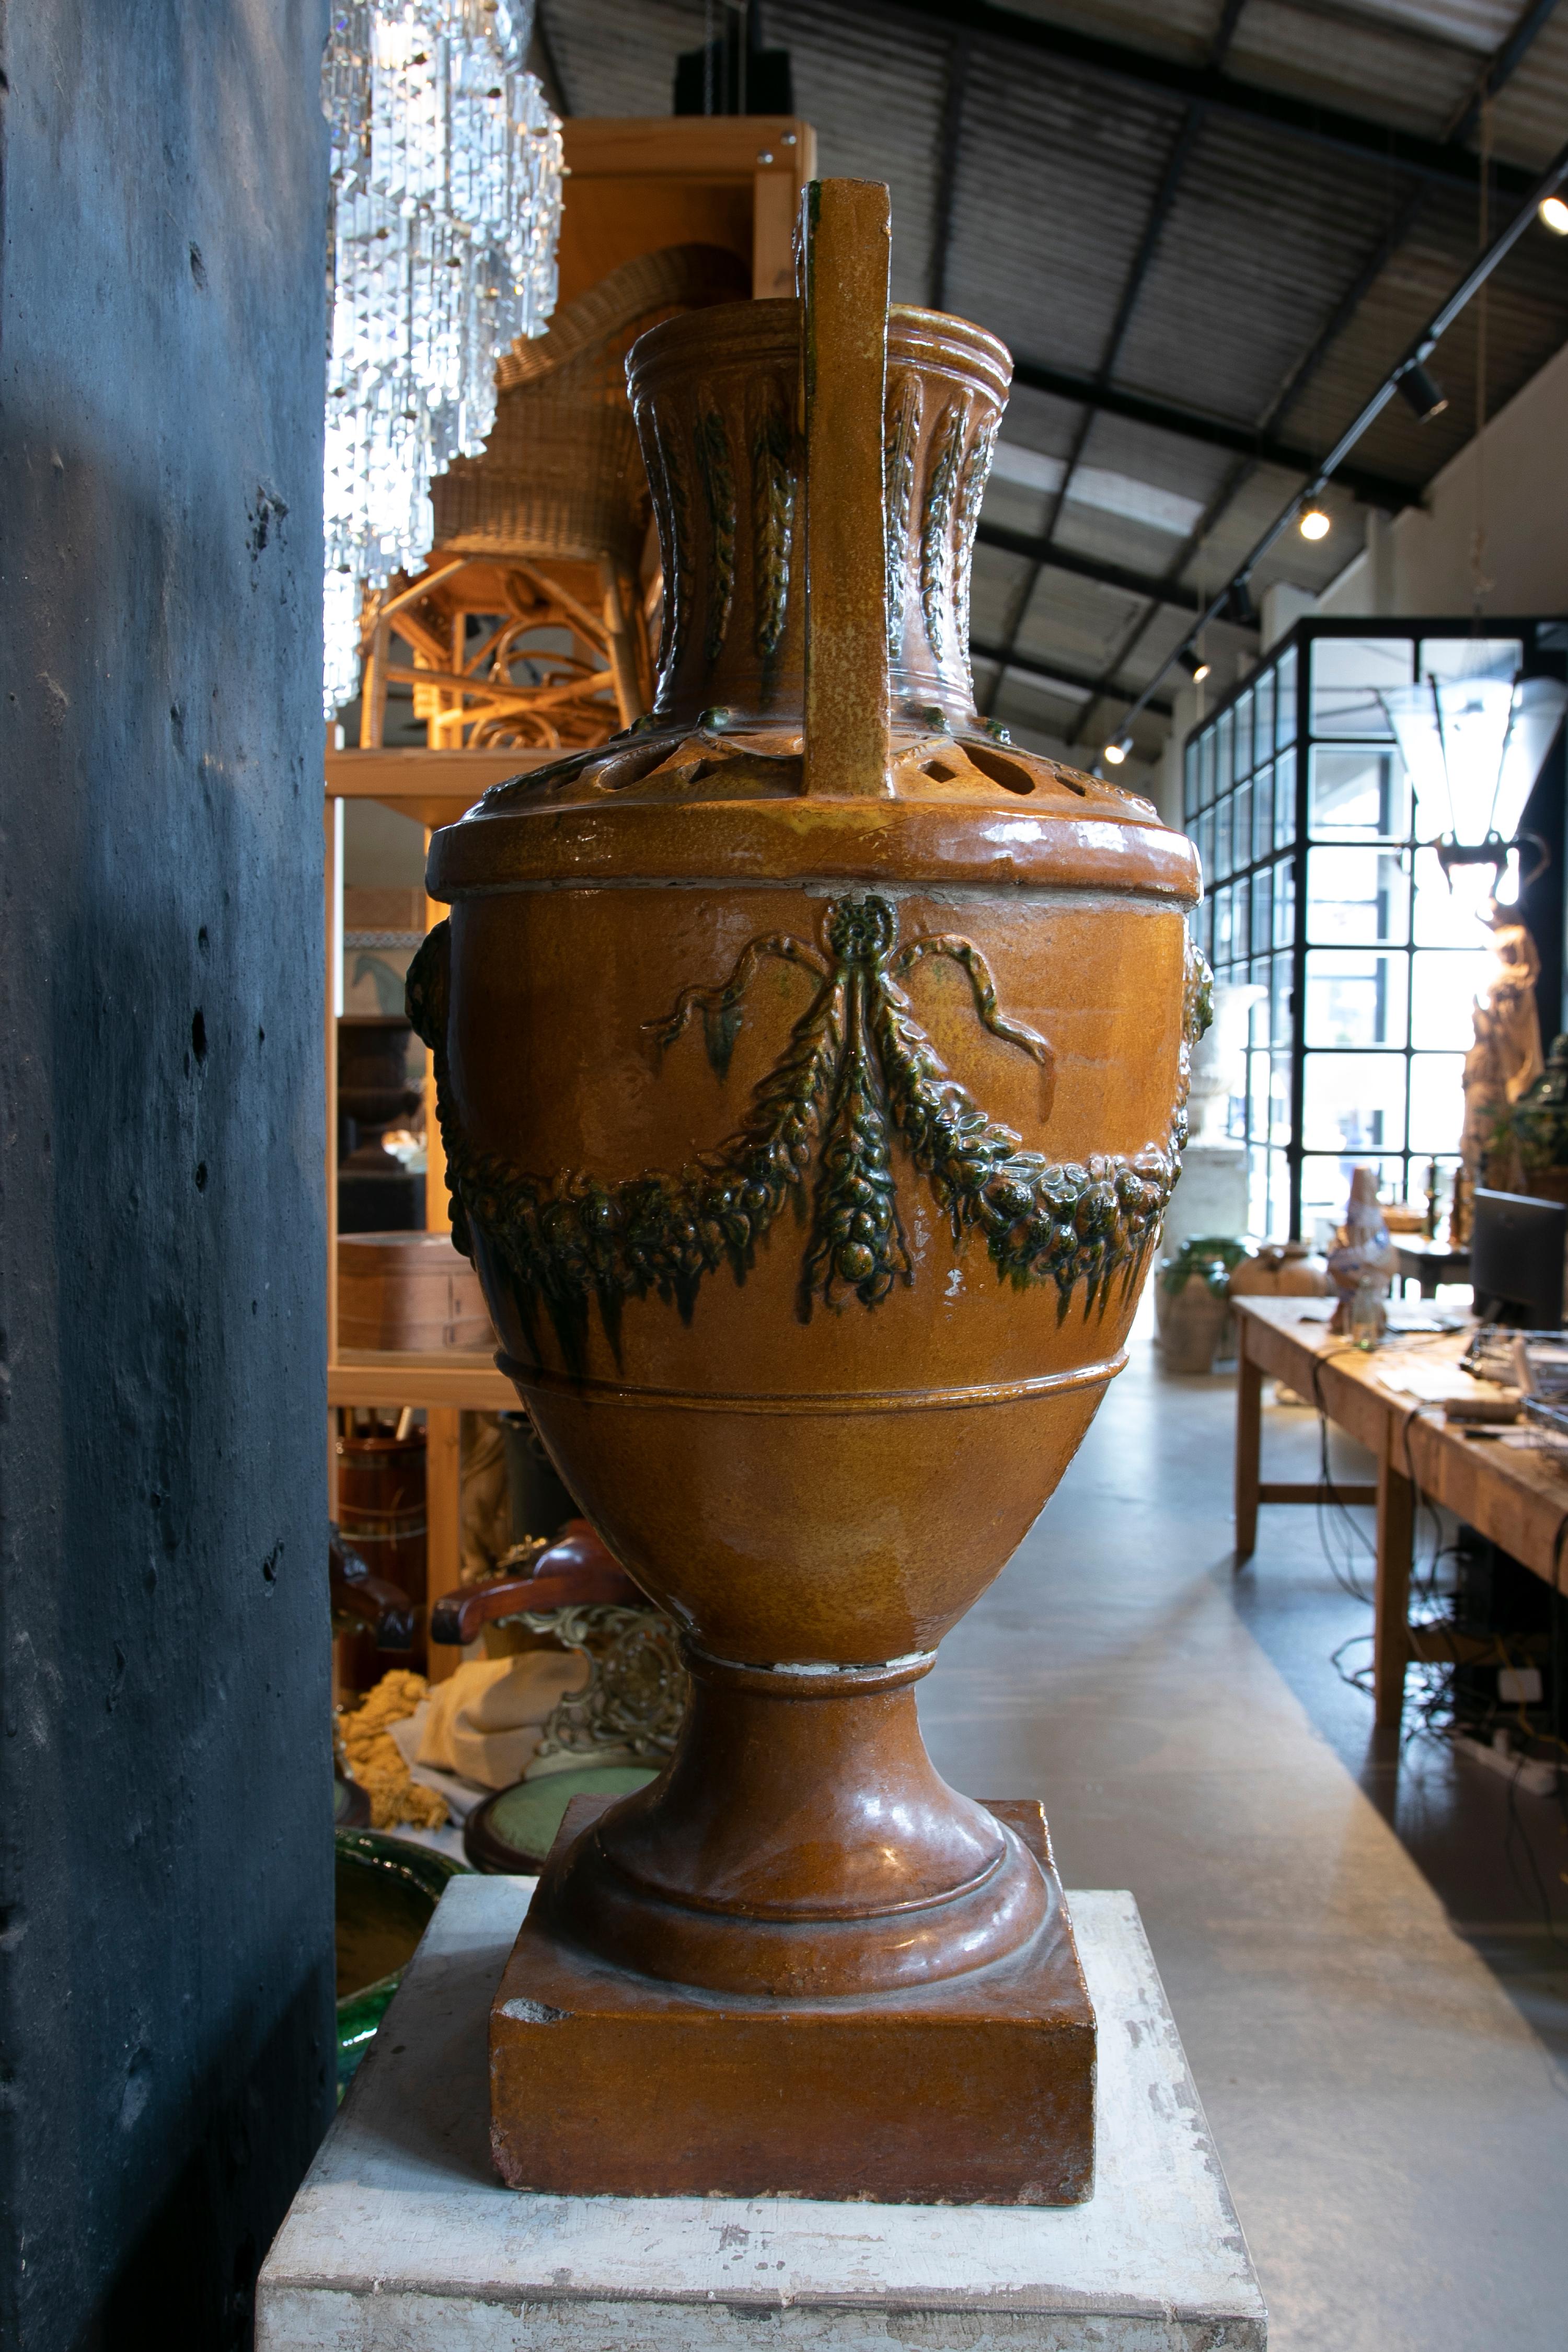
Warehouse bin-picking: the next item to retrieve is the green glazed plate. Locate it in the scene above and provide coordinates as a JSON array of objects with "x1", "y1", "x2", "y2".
[{"x1": 464, "y1": 1765, "x2": 658, "y2": 1874}]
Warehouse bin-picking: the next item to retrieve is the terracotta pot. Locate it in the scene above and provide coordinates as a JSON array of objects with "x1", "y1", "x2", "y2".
[
  {"x1": 411, "y1": 182, "x2": 1205, "y2": 2201},
  {"x1": 1156, "y1": 1273, "x2": 1229, "y2": 1374},
  {"x1": 1228, "y1": 1241, "x2": 1328, "y2": 1299}
]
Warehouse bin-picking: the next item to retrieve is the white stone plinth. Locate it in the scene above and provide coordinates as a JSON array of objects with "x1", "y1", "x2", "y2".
[
  {"x1": 257, "y1": 1878, "x2": 1265, "y2": 2351},
  {"x1": 1162, "y1": 1144, "x2": 1250, "y2": 1259}
]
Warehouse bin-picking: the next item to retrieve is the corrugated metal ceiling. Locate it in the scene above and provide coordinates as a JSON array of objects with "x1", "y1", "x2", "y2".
[{"x1": 535, "y1": 0, "x2": 1568, "y2": 763}]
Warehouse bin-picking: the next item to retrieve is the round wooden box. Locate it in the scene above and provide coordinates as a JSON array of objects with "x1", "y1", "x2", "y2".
[{"x1": 337, "y1": 1229, "x2": 495, "y2": 1352}]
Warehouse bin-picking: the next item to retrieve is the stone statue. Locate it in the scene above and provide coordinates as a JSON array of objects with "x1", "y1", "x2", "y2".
[{"x1": 1327, "y1": 1165, "x2": 1398, "y2": 1336}]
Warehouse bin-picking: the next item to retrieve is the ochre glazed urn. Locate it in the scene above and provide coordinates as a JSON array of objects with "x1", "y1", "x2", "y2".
[{"x1": 411, "y1": 181, "x2": 1206, "y2": 2204}]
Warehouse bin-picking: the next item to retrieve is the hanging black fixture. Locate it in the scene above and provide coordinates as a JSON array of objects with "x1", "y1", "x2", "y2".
[
  {"x1": 675, "y1": 2, "x2": 794, "y2": 116},
  {"x1": 1396, "y1": 361, "x2": 1449, "y2": 421}
]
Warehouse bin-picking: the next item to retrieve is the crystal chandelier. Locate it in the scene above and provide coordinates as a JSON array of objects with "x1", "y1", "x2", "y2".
[{"x1": 322, "y1": 0, "x2": 563, "y2": 717}]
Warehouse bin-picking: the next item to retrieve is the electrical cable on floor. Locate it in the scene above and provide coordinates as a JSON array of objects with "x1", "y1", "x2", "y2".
[
  {"x1": 1391, "y1": 1394, "x2": 1457, "y2": 1622},
  {"x1": 1330, "y1": 1630, "x2": 1375, "y2": 1698},
  {"x1": 1308, "y1": 1347, "x2": 1378, "y2": 1607}
]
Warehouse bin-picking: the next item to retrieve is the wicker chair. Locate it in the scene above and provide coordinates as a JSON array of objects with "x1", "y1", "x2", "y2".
[{"x1": 360, "y1": 243, "x2": 751, "y2": 752}]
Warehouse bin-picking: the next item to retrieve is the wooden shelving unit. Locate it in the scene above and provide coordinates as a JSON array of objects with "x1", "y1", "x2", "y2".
[
  {"x1": 326, "y1": 116, "x2": 817, "y2": 1676},
  {"x1": 555, "y1": 115, "x2": 816, "y2": 307},
  {"x1": 326, "y1": 747, "x2": 557, "y2": 1679}
]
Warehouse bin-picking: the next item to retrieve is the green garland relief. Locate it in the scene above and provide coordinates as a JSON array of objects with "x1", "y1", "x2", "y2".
[
  {"x1": 408, "y1": 901, "x2": 1210, "y2": 1370},
  {"x1": 751, "y1": 379, "x2": 795, "y2": 665},
  {"x1": 693, "y1": 400, "x2": 736, "y2": 664}
]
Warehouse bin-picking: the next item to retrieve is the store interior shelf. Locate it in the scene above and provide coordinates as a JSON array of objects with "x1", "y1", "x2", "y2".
[
  {"x1": 328, "y1": 1350, "x2": 517, "y2": 1413},
  {"x1": 326, "y1": 745, "x2": 557, "y2": 825}
]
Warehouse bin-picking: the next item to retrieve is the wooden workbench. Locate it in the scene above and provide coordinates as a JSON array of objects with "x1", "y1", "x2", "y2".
[{"x1": 1233, "y1": 1297, "x2": 1568, "y2": 1728}]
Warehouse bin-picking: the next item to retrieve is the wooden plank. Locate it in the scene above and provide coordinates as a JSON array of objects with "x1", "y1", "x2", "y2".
[
  {"x1": 1257, "y1": 1482, "x2": 1377, "y2": 1505},
  {"x1": 1405, "y1": 1622, "x2": 1546, "y2": 1665},
  {"x1": 328, "y1": 1351, "x2": 516, "y2": 1412},
  {"x1": 1228, "y1": 1301, "x2": 1329, "y2": 1390},
  {"x1": 326, "y1": 746, "x2": 558, "y2": 827},
  {"x1": 1234, "y1": 1322, "x2": 1261, "y2": 1561},
  {"x1": 801, "y1": 179, "x2": 890, "y2": 799},
  {"x1": 563, "y1": 116, "x2": 813, "y2": 180},
  {"x1": 753, "y1": 162, "x2": 800, "y2": 298},
  {"x1": 1228, "y1": 1300, "x2": 1389, "y2": 1455},
  {"x1": 558, "y1": 117, "x2": 815, "y2": 307},
  {"x1": 1405, "y1": 1413, "x2": 1568, "y2": 1594},
  {"x1": 422, "y1": 834, "x2": 449, "y2": 1239},
  {"x1": 424, "y1": 1406, "x2": 464, "y2": 1685},
  {"x1": 1374, "y1": 1445, "x2": 1415, "y2": 1729}
]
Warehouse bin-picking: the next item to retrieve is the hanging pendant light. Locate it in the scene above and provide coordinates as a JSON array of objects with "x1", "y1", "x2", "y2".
[
  {"x1": 322, "y1": 0, "x2": 563, "y2": 717},
  {"x1": 1380, "y1": 662, "x2": 1567, "y2": 903}
]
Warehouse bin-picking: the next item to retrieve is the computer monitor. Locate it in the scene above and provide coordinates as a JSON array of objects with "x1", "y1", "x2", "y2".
[{"x1": 1470, "y1": 1187, "x2": 1567, "y2": 1331}]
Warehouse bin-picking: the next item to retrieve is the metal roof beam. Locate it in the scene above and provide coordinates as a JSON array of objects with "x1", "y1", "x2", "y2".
[
  {"x1": 976, "y1": 517, "x2": 1258, "y2": 620},
  {"x1": 1451, "y1": 0, "x2": 1564, "y2": 143},
  {"x1": 981, "y1": 104, "x2": 1205, "y2": 714},
  {"x1": 530, "y1": 0, "x2": 573, "y2": 116},
  {"x1": 1006, "y1": 356, "x2": 1422, "y2": 511},
  {"x1": 1060, "y1": 0, "x2": 1557, "y2": 756},
  {"x1": 1118, "y1": 129, "x2": 1568, "y2": 730},
  {"x1": 927, "y1": 28, "x2": 971, "y2": 310},
  {"x1": 970, "y1": 637, "x2": 1173, "y2": 718},
  {"x1": 979, "y1": 0, "x2": 1243, "y2": 722},
  {"x1": 863, "y1": 0, "x2": 1539, "y2": 200}
]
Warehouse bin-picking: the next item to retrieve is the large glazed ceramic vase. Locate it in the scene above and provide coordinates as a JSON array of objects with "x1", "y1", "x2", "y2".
[{"x1": 411, "y1": 182, "x2": 1205, "y2": 2204}]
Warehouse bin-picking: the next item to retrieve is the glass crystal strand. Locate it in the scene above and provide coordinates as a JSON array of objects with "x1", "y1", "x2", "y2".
[{"x1": 321, "y1": 0, "x2": 561, "y2": 717}]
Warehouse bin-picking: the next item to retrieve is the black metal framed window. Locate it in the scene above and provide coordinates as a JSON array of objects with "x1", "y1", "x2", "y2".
[{"x1": 1182, "y1": 617, "x2": 1568, "y2": 1242}]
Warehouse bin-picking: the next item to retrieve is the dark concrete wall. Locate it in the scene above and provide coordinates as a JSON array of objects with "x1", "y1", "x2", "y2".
[{"x1": 0, "y1": 4, "x2": 332, "y2": 2345}]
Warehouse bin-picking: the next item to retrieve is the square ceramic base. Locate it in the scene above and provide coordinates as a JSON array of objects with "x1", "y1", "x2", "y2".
[{"x1": 489, "y1": 1795, "x2": 1096, "y2": 2205}]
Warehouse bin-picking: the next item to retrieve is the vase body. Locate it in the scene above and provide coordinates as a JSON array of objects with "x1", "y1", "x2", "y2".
[
  {"x1": 1228, "y1": 1242, "x2": 1328, "y2": 1299},
  {"x1": 414, "y1": 193, "x2": 1204, "y2": 2201},
  {"x1": 1155, "y1": 1271, "x2": 1228, "y2": 1374}
]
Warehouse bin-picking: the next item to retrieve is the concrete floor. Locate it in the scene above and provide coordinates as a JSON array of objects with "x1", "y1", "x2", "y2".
[{"x1": 920, "y1": 1302, "x2": 1568, "y2": 2352}]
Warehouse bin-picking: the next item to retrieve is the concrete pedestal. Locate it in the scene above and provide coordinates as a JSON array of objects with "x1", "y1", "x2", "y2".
[
  {"x1": 258, "y1": 1878, "x2": 1265, "y2": 2351},
  {"x1": 1162, "y1": 1143, "x2": 1250, "y2": 1259}
]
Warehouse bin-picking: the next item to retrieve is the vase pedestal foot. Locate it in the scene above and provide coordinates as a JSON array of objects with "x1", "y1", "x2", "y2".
[{"x1": 489, "y1": 1796, "x2": 1096, "y2": 2206}]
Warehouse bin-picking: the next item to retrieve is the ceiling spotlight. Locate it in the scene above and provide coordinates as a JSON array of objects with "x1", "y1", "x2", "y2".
[
  {"x1": 1103, "y1": 734, "x2": 1132, "y2": 766},
  {"x1": 1222, "y1": 578, "x2": 1258, "y2": 630},
  {"x1": 1397, "y1": 362, "x2": 1448, "y2": 422},
  {"x1": 1179, "y1": 647, "x2": 1211, "y2": 683},
  {"x1": 1539, "y1": 194, "x2": 1568, "y2": 236},
  {"x1": 1298, "y1": 505, "x2": 1331, "y2": 541}
]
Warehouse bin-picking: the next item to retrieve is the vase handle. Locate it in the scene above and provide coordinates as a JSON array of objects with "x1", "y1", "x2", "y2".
[{"x1": 800, "y1": 179, "x2": 892, "y2": 800}]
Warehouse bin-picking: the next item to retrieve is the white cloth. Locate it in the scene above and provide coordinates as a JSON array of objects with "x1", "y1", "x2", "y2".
[{"x1": 416, "y1": 1653, "x2": 587, "y2": 1792}]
